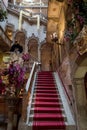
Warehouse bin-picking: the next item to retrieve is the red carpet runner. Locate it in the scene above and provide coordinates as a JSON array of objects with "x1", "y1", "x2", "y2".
[{"x1": 33, "y1": 71, "x2": 66, "y2": 130}]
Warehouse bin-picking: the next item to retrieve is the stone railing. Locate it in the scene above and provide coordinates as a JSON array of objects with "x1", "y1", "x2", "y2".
[
  {"x1": 22, "y1": 61, "x2": 40, "y2": 122},
  {"x1": 7, "y1": 2, "x2": 47, "y2": 25}
]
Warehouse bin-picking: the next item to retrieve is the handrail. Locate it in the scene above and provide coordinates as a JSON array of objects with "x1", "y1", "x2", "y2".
[
  {"x1": 25, "y1": 61, "x2": 40, "y2": 124},
  {"x1": 22, "y1": 61, "x2": 40, "y2": 122},
  {"x1": 25, "y1": 62, "x2": 38, "y2": 92}
]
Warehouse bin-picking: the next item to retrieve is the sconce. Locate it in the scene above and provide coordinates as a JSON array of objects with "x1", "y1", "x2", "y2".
[{"x1": 50, "y1": 32, "x2": 58, "y2": 43}]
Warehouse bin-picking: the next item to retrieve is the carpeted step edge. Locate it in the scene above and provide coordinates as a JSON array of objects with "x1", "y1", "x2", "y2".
[
  {"x1": 30, "y1": 107, "x2": 65, "y2": 114},
  {"x1": 29, "y1": 113, "x2": 67, "y2": 122}
]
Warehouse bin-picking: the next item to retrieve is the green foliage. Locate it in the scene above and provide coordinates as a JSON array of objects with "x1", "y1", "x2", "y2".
[
  {"x1": 73, "y1": 1, "x2": 87, "y2": 24},
  {"x1": 0, "y1": 9, "x2": 7, "y2": 22}
]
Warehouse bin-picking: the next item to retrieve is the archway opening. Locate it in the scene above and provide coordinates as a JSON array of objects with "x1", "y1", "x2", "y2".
[{"x1": 74, "y1": 53, "x2": 87, "y2": 130}]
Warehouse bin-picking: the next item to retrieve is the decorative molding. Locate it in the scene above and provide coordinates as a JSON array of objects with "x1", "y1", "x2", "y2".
[
  {"x1": 28, "y1": 33, "x2": 39, "y2": 42},
  {"x1": 74, "y1": 25, "x2": 87, "y2": 55}
]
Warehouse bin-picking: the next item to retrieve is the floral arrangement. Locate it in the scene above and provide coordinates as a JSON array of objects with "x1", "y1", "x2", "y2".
[
  {"x1": 0, "y1": 62, "x2": 27, "y2": 97},
  {"x1": 22, "y1": 53, "x2": 30, "y2": 61},
  {"x1": 76, "y1": 14, "x2": 84, "y2": 25},
  {"x1": 64, "y1": 0, "x2": 87, "y2": 43},
  {"x1": 64, "y1": 27, "x2": 78, "y2": 43}
]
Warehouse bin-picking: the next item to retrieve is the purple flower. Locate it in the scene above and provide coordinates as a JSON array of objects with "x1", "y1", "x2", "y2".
[
  {"x1": 22, "y1": 53, "x2": 30, "y2": 61},
  {"x1": 0, "y1": 79, "x2": 2, "y2": 84}
]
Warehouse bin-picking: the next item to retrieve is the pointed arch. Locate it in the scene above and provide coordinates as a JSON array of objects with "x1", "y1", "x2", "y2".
[
  {"x1": 27, "y1": 33, "x2": 38, "y2": 59},
  {"x1": 14, "y1": 30, "x2": 26, "y2": 50}
]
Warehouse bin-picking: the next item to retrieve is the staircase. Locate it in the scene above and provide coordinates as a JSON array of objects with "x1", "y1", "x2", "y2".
[{"x1": 26, "y1": 71, "x2": 76, "y2": 130}]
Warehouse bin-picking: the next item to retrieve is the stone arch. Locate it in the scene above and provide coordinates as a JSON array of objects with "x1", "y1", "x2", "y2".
[
  {"x1": 28, "y1": 34, "x2": 38, "y2": 60},
  {"x1": 71, "y1": 52, "x2": 87, "y2": 130},
  {"x1": 14, "y1": 30, "x2": 26, "y2": 51},
  {"x1": 41, "y1": 43, "x2": 52, "y2": 71}
]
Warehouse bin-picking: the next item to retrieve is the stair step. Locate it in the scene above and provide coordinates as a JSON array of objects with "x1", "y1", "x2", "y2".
[
  {"x1": 36, "y1": 83, "x2": 56, "y2": 86},
  {"x1": 37, "y1": 76, "x2": 53, "y2": 77},
  {"x1": 37, "y1": 75, "x2": 54, "y2": 77},
  {"x1": 31, "y1": 102, "x2": 63, "y2": 108},
  {"x1": 27, "y1": 122, "x2": 76, "y2": 130},
  {"x1": 32, "y1": 97, "x2": 61, "y2": 102},
  {"x1": 38, "y1": 72, "x2": 53, "y2": 73},
  {"x1": 28, "y1": 121, "x2": 66, "y2": 129},
  {"x1": 36, "y1": 81, "x2": 55, "y2": 83},
  {"x1": 29, "y1": 113, "x2": 67, "y2": 122},
  {"x1": 38, "y1": 73, "x2": 53, "y2": 74},
  {"x1": 38, "y1": 71, "x2": 53, "y2": 73},
  {"x1": 35, "y1": 87, "x2": 57, "y2": 90},
  {"x1": 35, "y1": 89, "x2": 57, "y2": 93},
  {"x1": 30, "y1": 107, "x2": 65, "y2": 114},
  {"x1": 35, "y1": 84, "x2": 56, "y2": 86},
  {"x1": 36, "y1": 78, "x2": 55, "y2": 82},
  {"x1": 37, "y1": 74, "x2": 53, "y2": 76},
  {"x1": 33, "y1": 93, "x2": 59, "y2": 97},
  {"x1": 36, "y1": 78, "x2": 54, "y2": 80},
  {"x1": 35, "y1": 83, "x2": 56, "y2": 86},
  {"x1": 37, "y1": 78, "x2": 54, "y2": 80},
  {"x1": 36, "y1": 82, "x2": 55, "y2": 84}
]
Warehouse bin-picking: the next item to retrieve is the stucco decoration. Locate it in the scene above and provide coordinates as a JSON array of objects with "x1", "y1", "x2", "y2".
[
  {"x1": 28, "y1": 33, "x2": 38, "y2": 42},
  {"x1": 74, "y1": 25, "x2": 87, "y2": 55}
]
